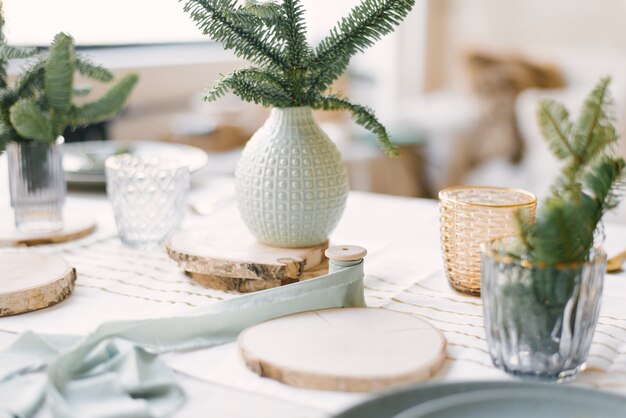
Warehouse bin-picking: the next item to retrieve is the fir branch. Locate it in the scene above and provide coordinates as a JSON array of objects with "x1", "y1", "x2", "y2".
[
  {"x1": 573, "y1": 77, "x2": 617, "y2": 162},
  {"x1": 183, "y1": 0, "x2": 415, "y2": 155},
  {"x1": 516, "y1": 78, "x2": 626, "y2": 264},
  {"x1": 0, "y1": 4, "x2": 138, "y2": 150},
  {"x1": 204, "y1": 76, "x2": 231, "y2": 102},
  {"x1": 0, "y1": 44, "x2": 37, "y2": 61},
  {"x1": 0, "y1": 127, "x2": 8, "y2": 152},
  {"x1": 45, "y1": 33, "x2": 75, "y2": 113},
  {"x1": 206, "y1": 68, "x2": 292, "y2": 107},
  {"x1": 308, "y1": 0, "x2": 415, "y2": 93},
  {"x1": 69, "y1": 73, "x2": 138, "y2": 126},
  {"x1": 229, "y1": 77, "x2": 291, "y2": 107},
  {"x1": 75, "y1": 57, "x2": 114, "y2": 82},
  {"x1": 9, "y1": 98, "x2": 53, "y2": 142},
  {"x1": 530, "y1": 197, "x2": 595, "y2": 265},
  {"x1": 537, "y1": 99, "x2": 575, "y2": 160},
  {"x1": 14, "y1": 60, "x2": 45, "y2": 98},
  {"x1": 583, "y1": 157, "x2": 626, "y2": 213},
  {"x1": 183, "y1": 0, "x2": 287, "y2": 70},
  {"x1": 281, "y1": 0, "x2": 309, "y2": 69},
  {"x1": 0, "y1": 88, "x2": 18, "y2": 145},
  {"x1": 513, "y1": 209, "x2": 534, "y2": 253},
  {"x1": 313, "y1": 94, "x2": 399, "y2": 157}
]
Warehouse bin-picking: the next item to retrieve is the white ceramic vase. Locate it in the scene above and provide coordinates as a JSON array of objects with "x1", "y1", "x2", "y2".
[{"x1": 235, "y1": 106, "x2": 349, "y2": 247}]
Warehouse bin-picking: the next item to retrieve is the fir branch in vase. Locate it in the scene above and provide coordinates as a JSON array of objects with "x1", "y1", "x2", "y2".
[
  {"x1": 182, "y1": 0, "x2": 417, "y2": 156},
  {"x1": 0, "y1": 0, "x2": 139, "y2": 153},
  {"x1": 515, "y1": 77, "x2": 625, "y2": 266},
  {"x1": 498, "y1": 77, "x2": 625, "y2": 356}
]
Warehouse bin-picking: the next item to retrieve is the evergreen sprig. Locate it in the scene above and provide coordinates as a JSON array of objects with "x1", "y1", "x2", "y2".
[
  {"x1": 0, "y1": 24, "x2": 138, "y2": 151},
  {"x1": 308, "y1": 0, "x2": 414, "y2": 94},
  {"x1": 183, "y1": 0, "x2": 287, "y2": 70},
  {"x1": 182, "y1": 0, "x2": 416, "y2": 156},
  {"x1": 312, "y1": 93, "x2": 393, "y2": 154},
  {"x1": 515, "y1": 77, "x2": 625, "y2": 265}
]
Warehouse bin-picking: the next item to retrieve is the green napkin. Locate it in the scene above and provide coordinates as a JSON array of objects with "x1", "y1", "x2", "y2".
[{"x1": 0, "y1": 259, "x2": 365, "y2": 418}]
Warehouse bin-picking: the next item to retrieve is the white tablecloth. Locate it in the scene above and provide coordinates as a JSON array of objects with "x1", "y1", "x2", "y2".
[{"x1": 1, "y1": 169, "x2": 626, "y2": 417}]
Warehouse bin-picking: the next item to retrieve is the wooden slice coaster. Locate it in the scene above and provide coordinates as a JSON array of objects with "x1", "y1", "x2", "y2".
[
  {"x1": 187, "y1": 261, "x2": 329, "y2": 293},
  {"x1": 167, "y1": 221, "x2": 328, "y2": 280},
  {"x1": 186, "y1": 272, "x2": 297, "y2": 293},
  {"x1": 0, "y1": 253, "x2": 76, "y2": 316},
  {"x1": 0, "y1": 208, "x2": 96, "y2": 247},
  {"x1": 238, "y1": 308, "x2": 447, "y2": 392}
]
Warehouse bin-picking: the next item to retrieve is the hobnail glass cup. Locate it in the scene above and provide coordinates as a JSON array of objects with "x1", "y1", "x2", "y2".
[
  {"x1": 438, "y1": 186, "x2": 537, "y2": 296},
  {"x1": 481, "y1": 237, "x2": 606, "y2": 382},
  {"x1": 105, "y1": 155, "x2": 189, "y2": 248}
]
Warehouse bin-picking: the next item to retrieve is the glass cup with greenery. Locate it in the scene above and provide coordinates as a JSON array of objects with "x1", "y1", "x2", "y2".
[
  {"x1": 482, "y1": 237, "x2": 607, "y2": 381},
  {"x1": 481, "y1": 77, "x2": 625, "y2": 381},
  {"x1": 0, "y1": 10, "x2": 137, "y2": 232}
]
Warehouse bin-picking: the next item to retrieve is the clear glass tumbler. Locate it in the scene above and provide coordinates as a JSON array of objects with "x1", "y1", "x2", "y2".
[
  {"x1": 7, "y1": 137, "x2": 66, "y2": 233},
  {"x1": 439, "y1": 186, "x2": 537, "y2": 296},
  {"x1": 105, "y1": 155, "x2": 190, "y2": 248},
  {"x1": 481, "y1": 237, "x2": 606, "y2": 381}
]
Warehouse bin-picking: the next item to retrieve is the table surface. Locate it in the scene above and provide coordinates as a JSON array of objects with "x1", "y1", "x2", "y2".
[{"x1": 1, "y1": 165, "x2": 626, "y2": 418}]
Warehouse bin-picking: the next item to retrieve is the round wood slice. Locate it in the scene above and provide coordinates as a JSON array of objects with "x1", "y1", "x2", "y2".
[
  {"x1": 186, "y1": 261, "x2": 329, "y2": 293},
  {"x1": 0, "y1": 253, "x2": 76, "y2": 316},
  {"x1": 166, "y1": 221, "x2": 328, "y2": 280},
  {"x1": 186, "y1": 272, "x2": 297, "y2": 293},
  {"x1": 0, "y1": 208, "x2": 96, "y2": 247},
  {"x1": 238, "y1": 308, "x2": 447, "y2": 392}
]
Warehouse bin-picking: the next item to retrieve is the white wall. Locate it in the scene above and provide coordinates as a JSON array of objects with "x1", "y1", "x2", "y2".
[{"x1": 426, "y1": 0, "x2": 626, "y2": 89}]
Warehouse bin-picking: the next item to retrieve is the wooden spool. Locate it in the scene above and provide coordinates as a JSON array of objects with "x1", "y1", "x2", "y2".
[
  {"x1": 0, "y1": 208, "x2": 96, "y2": 247},
  {"x1": 167, "y1": 221, "x2": 329, "y2": 291},
  {"x1": 238, "y1": 307, "x2": 447, "y2": 392},
  {"x1": 0, "y1": 253, "x2": 76, "y2": 316}
]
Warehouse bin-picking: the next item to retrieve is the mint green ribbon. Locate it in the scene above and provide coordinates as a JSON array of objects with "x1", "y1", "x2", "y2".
[{"x1": 0, "y1": 259, "x2": 365, "y2": 418}]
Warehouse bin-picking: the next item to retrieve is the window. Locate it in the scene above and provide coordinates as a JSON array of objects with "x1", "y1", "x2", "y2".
[
  {"x1": 3, "y1": 0, "x2": 204, "y2": 46},
  {"x1": 3, "y1": 0, "x2": 371, "y2": 46}
]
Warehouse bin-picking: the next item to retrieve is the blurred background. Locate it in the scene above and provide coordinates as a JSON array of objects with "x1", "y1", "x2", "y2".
[{"x1": 4, "y1": 0, "x2": 626, "y2": 220}]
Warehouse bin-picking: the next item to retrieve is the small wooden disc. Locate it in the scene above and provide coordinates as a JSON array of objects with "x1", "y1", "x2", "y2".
[
  {"x1": 238, "y1": 308, "x2": 447, "y2": 392},
  {"x1": 325, "y1": 245, "x2": 367, "y2": 261},
  {"x1": 0, "y1": 253, "x2": 76, "y2": 316},
  {"x1": 0, "y1": 208, "x2": 96, "y2": 247},
  {"x1": 167, "y1": 221, "x2": 328, "y2": 280}
]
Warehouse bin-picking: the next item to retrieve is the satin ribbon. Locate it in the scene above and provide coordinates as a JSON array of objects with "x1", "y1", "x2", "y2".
[{"x1": 0, "y1": 259, "x2": 365, "y2": 418}]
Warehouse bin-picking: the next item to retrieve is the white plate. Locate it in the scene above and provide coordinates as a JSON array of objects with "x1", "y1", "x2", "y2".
[
  {"x1": 335, "y1": 381, "x2": 626, "y2": 418},
  {"x1": 63, "y1": 140, "x2": 209, "y2": 185},
  {"x1": 393, "y1": 387, "x2": 626, "y2": 418}
]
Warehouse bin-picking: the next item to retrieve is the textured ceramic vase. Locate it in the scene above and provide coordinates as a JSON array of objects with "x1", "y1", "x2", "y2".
[{"x1": 236, "y1": 107, "x2": 349, "y2": 248}]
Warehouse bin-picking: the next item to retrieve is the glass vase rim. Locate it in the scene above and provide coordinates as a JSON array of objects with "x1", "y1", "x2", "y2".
[
  {"x1": 438, "y1": 185, "x2": 537, "y2": 209},
  {"x1": 481, "y1": 236, "x2": 607, "y2": 270},
  {"x1": 105, "y1": 153, "x2": 188, "y2": 172},
  {"x1": 9, "y1": 135, "x2": 65, "y2": 147}
]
